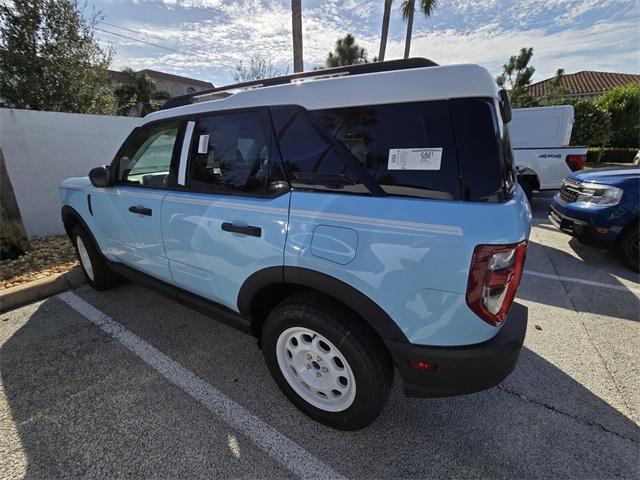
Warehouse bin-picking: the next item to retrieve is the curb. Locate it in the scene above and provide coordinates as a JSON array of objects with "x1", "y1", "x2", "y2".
[{"x1": 0, "y1": 267, "x2": 86, "y2": 312}]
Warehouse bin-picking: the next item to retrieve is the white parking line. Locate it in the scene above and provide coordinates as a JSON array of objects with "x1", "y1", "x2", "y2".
[
  {"x1": 524, "y1": 270, "x2": 640, "y2": 293},
  {"x1": 57, "y1": 291, "x2": 344, "y2": 480}
]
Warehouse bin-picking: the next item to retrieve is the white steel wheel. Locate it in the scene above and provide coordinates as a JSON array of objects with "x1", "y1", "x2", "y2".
[
  {"x1": 76, "y1": 235, "x2": 95, "y2": 281},
  {"x1": 276, "y1": 326, "x2": 356, "y2": 412}
]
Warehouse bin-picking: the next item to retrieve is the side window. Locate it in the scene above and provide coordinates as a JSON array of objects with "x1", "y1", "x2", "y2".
[
  {"x1": 270, "y1": 106, "x2": 366, "y2": 193},
  {"x1": 118, "y1": 121, "x2": 180, "y2": 188},
  {"x1": 272, "y1": 102, "x2": 460, "y2": 199},
  {"x1": 188, "y1": 111, "x2": 272, "y2": 194},
  {"x1": 310, "y1": 101, "x2": 460, "y2": 200}
]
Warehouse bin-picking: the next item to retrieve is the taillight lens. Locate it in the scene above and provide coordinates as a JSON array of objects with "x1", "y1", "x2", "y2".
[
  {"x1": 566, "y1": 154, "x2": 586, "y2": 172},
  {"x1": 466, "y1": 242, "x2": 527, "y2": 326}
]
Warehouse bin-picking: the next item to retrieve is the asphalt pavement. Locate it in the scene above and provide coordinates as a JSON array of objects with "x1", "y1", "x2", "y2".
[{"x1": 1, "y1": 191, "x2": 638, "y2": 479}]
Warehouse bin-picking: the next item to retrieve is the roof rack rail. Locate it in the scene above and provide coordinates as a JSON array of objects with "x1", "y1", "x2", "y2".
[{"x1": 160, "y1": 57, "x2": 438, "y2": 110}]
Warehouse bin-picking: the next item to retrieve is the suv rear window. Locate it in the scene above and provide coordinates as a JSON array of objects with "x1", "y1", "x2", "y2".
[{"x1": 272, "y1": 99, "x2": 513, "y2": 202}]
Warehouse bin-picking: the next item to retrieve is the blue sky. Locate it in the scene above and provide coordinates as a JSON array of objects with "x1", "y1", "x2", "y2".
[{"x1": 90, "y1": 0, "x2": 640, "y2": 86}]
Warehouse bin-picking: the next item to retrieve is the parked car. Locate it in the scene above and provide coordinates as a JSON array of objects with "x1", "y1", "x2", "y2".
[
  {"x1": 550, "y1": 167, "x2": 639, "y2": 271},
  {"x1": 59, "y1": 59, "x2": 532, "y2": 430},
  {"x1": 509, "y1": 105, "x2": 588, "y2": 199}
]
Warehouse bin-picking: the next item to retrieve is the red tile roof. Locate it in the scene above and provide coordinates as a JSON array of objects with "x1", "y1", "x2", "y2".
[{"x1": 528, "y1": 71, "x2": 640, "y2": 97}]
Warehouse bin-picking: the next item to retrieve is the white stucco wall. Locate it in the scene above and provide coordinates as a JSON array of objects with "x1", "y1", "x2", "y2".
[{"x1": 0, "y1": 109, "x2": 140, "y2": 238}]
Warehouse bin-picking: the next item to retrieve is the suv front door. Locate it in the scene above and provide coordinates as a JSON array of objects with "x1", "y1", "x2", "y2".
[
  {"x1": 92, "y1": 120, "x2": 183, "y2": 283},
  {"x1": 161, "y1": 108, "x2": 290, "y2": 311}
]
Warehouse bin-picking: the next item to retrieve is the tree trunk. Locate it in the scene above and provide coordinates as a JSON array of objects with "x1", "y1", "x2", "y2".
[
  {"x1": 403, "y1": 0, "x2": 415, "y2": 59},
  {"x1": 0, "y1": 147, "x2": 30, "y2": 260},
  {"x1": 378, "y1": 0, "x2": 393, "y2": 61},
  {"x1": 291, "y1": 0, "x2": 304, "y2": 73}
]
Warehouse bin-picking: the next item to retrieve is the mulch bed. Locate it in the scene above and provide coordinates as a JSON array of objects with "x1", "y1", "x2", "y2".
[{"x1": 0, "y1": 235, "x2": 79, "y2": 290}]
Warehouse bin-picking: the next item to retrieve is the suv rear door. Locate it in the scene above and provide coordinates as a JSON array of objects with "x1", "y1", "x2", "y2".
[{"x1": 161, "y1": 108, "x2": 290, "y2": 311}]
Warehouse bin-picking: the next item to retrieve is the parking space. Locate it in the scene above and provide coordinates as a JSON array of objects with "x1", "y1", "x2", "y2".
[{"x1": 1, "y1": 193, "x2": 638, "y2": 479}]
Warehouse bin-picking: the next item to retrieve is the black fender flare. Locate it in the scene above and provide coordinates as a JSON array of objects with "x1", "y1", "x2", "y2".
[
  {"x1": 237, "y1": 266, "x2": 410, "y2": 344},
  {"x1": 61, "y1": 205, "x2": 102, "y2": 253}
]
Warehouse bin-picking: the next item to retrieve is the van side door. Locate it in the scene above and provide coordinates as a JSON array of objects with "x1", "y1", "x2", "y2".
[{"x1": 161, "y1": 108, "x2": 290, "y2": 311}]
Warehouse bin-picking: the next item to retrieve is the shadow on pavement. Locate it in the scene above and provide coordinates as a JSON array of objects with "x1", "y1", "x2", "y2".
[
  {"x1": 0, "y1": 297, "x2": 289, "y2": 479},
  {"x1": 523, "y1": 239, "x2": 639, "y2": 322},
  {"x1": 1, "y1": 293, "x2": 638, "y2": 478}
]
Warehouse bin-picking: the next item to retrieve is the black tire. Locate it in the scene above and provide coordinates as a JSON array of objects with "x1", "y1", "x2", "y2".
[
  {"x1": 616, "y1": 221, "x2": 639, "y2": 272},
  {"x1": 519, "y1": 177, "x2": 534, "y2": 201},
  {"x1": 262, "y1": 291, "x2": 393, "y2": 430},
  {"x1": 71, "y1": 224, "x2": 121, "y2": 290}
]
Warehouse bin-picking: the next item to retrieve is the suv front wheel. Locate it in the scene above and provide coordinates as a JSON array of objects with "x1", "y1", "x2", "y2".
[
  {"x1": 262, "y1": 291, "x2": 393, "y2": 430},
  {"x1": 71, "y1": 224, "x2": 121, "y2": 290}
]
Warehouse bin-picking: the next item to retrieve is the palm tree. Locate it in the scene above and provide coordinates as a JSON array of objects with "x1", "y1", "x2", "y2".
[
  {"x1": 326, "y1": 34, "x2": 368, "y2": 67},
  {"x1": 291, "y1": 0, "x2": 303, "y2": 72},
  {"x1": 378, "y1": 0, "x2": 393, "y2": 61},
  {"x1": 401, "y1": 0, "x2": 437, "y2": 59},
  {"x1": 113, "y1": 68, "x2": 170, "y2": 117}
]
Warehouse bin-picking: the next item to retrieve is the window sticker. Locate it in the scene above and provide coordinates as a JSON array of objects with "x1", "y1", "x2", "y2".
[
  {"x1": 388, "y1": 148, "x2": 442, "y2": 170},
  {"x1": 198, "y1": 134, "x2": 210, "y2": 154}
]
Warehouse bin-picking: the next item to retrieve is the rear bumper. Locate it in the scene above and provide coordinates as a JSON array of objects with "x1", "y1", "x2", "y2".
[
  {"x1": 386, "y1": 303, "x2": 528, "y2": 398},
  {"x1": 548, "y1": 205, "x2": 614, "y2": 249}
]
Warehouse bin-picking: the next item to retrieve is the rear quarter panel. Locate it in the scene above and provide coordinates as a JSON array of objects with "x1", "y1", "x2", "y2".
[{"x1": 285, "y1": 188, "x2": 531, "y2": 346}]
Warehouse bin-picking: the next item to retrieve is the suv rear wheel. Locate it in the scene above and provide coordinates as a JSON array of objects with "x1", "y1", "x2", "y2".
[
  {"x1": 71, "y1": 224, "x2": 121, "y2": 290},
  {"x1": 262, "y1": 291, "x2": 393, "y2": 430}
]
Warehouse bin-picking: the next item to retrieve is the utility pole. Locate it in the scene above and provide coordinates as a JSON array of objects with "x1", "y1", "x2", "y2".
[{"x1": 291, "y1": 0, "x2": 303, "y2": 72}]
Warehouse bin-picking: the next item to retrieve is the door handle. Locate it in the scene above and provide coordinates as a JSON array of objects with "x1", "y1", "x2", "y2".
[
  {"x1": 221, "y1": 222, "x2": 261, "y2": 237},
  {"x1": 128, "y1": 206, "x2": 152, "y2": 216}
]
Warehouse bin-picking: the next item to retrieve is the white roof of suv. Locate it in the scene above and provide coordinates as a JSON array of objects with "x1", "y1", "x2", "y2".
[{"x1": 145, "y1": 63, "x2": 500, "y2": 124}]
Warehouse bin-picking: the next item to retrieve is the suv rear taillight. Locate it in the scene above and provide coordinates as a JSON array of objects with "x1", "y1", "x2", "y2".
[
  {"x1": 466, "y1": 242, "x2": 527, "y2": 326},
  {"x1": 566, "y1": 154, "x2": 586, "y2": 172}
]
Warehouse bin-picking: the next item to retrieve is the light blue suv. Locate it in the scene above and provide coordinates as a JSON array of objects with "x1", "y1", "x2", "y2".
[{"x1": 59, "y1": 59, "x2": 532, "y2": 430}]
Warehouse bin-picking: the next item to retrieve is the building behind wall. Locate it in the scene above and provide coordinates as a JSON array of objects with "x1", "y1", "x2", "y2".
[
  {"x1": 528, "y1": 71, "x2": 640, "y2": 104},
  {"x1": 108, "y1": 69, "x2": 214, "y2": 97}
]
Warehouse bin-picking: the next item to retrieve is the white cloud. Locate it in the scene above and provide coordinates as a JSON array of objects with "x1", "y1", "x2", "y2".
[
  {"x1": 381, "y1": 19, "x2": 640, "y2": 80},
  {"x1": 105, "y1": 0, "x2": 640, "y2": 85}
]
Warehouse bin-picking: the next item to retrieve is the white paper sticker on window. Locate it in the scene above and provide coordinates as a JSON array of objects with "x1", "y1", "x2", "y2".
[
  {"x1": 388, "y1": 148, "x2": 442, "y2": 170},
  {"x1": 198, "y1": 134, "x2": 210, "y2": 154}
]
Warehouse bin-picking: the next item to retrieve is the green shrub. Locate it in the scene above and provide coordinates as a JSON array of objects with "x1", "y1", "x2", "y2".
[
  {"x1": 550, "y1": 97, "x2": 611, "y2": 147},
  {"x1": 596, "y1": 84, "x2": 640, "y2": 148},
  {"x1": 587, "y1": 147, "x2": 638, "y2": 164}
]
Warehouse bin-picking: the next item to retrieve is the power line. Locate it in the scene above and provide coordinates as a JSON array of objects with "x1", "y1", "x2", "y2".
[
  {"x1": 98, "y1": 20, "x2": 171, "y2": 44},
  {"x1": 96, "y1": 21, "x2": 215, "y2": 60},
  {"x1": 94, "y1": 22, "x2": 241, "y2": 75},
  {"x1": 95, "y1": 27, "x2": 218, "y2": 62},
  {"x1": 95, "y1": 27, "x2": 189, "y2": 54}
]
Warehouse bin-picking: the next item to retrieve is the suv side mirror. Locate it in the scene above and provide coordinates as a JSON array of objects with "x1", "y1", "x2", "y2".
[{"x1": 89, "y1": 165, "x2": 111, "y2": 188}]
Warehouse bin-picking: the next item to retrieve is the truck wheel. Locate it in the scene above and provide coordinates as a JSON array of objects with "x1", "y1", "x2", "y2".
[
  {"x1": 71, "y1": 224, "x2": 121, "y2": 290},
  {"x1": 616, "y1": 221, "x2": 639, "y2": 272},
  {"x1": 262, "y1": 291, "x2": 393, "y2": 430},
  {"x1": 519, "y1": 177, "x2": 534, "y2": 201}
]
